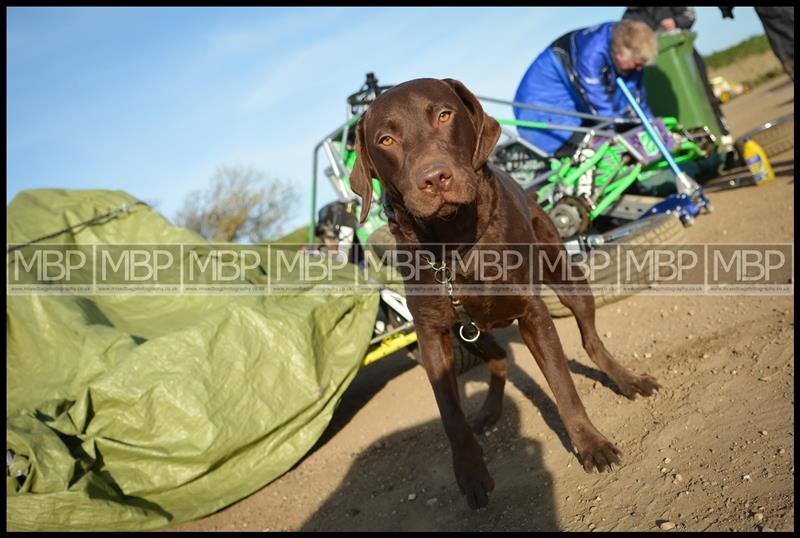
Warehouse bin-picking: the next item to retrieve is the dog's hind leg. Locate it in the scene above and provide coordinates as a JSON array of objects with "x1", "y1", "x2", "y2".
[
  {"x1": 465, "y1": 332, "x2": 508, "y2": 434},
  {"x1": 529, "y1": 204, "x2": 661, "y2": 400}
]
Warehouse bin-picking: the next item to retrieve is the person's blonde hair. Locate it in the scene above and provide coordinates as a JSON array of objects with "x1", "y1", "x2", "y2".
[{"x1": 612, "y1": 20, "x2": 658, "y2": 63}]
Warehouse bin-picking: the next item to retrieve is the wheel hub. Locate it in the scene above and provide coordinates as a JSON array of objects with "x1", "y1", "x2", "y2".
[{"x1": 549, "y1": 196, "x2": 592, "y2": 238}]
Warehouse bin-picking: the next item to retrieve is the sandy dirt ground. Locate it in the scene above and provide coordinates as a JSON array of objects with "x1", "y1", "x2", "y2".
[{"x1": 169, "y1": 75, "x2": 794, "y2": 532}]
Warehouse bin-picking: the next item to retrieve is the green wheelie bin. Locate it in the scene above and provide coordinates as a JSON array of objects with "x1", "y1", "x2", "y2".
[{"x1": 643, "y1": 30, "x2": 723, "y2": 141}]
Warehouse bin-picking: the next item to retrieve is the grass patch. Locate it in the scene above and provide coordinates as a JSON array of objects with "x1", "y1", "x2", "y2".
[{"x1": 704, "y1": 34, "x2": 770, "y2": 69}]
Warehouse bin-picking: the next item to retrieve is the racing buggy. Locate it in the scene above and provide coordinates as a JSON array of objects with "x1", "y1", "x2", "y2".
[{"x1": 307, "y1": 73, "x2": 723, "y2": 372}]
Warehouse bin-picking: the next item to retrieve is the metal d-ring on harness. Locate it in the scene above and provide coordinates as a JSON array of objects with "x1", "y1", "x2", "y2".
[{"x1": 423, "y1": 255, "x2": 481, "y2": 343}]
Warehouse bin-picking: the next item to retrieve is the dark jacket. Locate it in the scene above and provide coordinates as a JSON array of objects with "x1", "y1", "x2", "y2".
[{"x1": 623, "y1": 6, "x2": 696, "y2": 31}]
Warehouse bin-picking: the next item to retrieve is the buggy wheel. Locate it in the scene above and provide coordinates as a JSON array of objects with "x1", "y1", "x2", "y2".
[
  {"x1": 736, "y1": 114, "x2": 794, "y2": 158},
  {"x1": 542, "y1": 213, "x2": 688, "y2": 318}
]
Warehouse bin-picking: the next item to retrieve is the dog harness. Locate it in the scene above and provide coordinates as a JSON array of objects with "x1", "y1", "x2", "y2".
[
  {"x1": 383, "y1": 190, "x2": 494, "y2": 344},
  {"x1": 422, "y1": 254, "x2": 481, "y2": 343}
]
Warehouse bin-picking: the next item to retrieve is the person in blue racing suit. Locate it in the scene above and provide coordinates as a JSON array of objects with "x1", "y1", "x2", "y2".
[{"x1": 514, "y1": 20, "x2": 658, "y2": 157}]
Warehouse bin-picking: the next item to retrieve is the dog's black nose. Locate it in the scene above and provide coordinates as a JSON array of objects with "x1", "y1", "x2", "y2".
[{"x1": 416, "y1": 164, "x2": 453, "y2": 193}]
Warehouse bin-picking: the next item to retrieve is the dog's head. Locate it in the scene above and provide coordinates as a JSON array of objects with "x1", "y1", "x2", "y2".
[{"x1": 350, "y1": 78, "x2": 501, "y2": 222}]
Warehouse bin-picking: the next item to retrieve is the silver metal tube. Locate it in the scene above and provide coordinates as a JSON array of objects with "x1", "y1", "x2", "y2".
[
  {"x1": 369, "y1": 321, "x2": 415, "y2": 345},
  {"x1": 478, "y1": 94, "x2": 641, "y2": 125},
  {"x1": 322, "y1": 140, "x2": 355, "y2": 202},
  {"x1": 499, "y1": 118, "x2": 617, "y2": 138},
  {"x1": 309, "y1": 145, "x2": 321, "y2": 244}
]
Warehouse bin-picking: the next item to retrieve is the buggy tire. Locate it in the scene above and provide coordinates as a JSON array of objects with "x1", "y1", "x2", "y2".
[
  {"x1": 542, "y1": 213, "x2": 688, "y2": 318},
  {"x1": 736, "y1": 114, "x2": 794, "y2": 158},
  {"x1": 450, "y1": 333, "x2": 485, "y2": 375}
]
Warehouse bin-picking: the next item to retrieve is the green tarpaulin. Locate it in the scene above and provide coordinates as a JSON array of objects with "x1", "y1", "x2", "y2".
[{"x1": 6, "y1": 189, "x2": 379, "y2": 530}]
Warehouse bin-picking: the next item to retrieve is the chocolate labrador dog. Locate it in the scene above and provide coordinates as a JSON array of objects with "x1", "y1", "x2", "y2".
[{"x1": 348, "y1": 78, "x2": 660, "y2": 510}]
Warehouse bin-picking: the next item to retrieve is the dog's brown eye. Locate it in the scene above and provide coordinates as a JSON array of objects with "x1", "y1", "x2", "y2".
[
  {"x1": 379, "y1": 136, "x2": 394, "y2": 147},
  {"x1": 438, "y1": 111, "x2": 452, "y2": 123}
]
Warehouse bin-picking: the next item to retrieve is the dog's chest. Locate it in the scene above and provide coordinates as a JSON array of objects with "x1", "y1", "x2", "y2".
[
  {"x1": 460, "y1": 295, "x2": 526, "y2": 330},
  {"x1": 451, "y1": 258, "x2": 531, "y2": 330}
]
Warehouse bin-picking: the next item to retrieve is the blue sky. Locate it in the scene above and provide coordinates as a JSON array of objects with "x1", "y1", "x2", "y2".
[{"x1": 7, "y1": 7, "x2": 766, "y2": 235}]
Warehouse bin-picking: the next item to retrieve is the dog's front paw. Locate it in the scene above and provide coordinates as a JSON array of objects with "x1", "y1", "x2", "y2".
[
  {"x1": 617, "y1": 372, "x2": 662, "y2": 400},
  {"x1": 452, "y1": 441, "x2": 495, "y2": 510},
  {"x1": 571, "y1": 427, "x2": 623, "y2": 473}
]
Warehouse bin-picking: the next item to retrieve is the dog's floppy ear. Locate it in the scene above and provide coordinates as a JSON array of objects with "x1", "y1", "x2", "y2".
[
  {"x1": 350, "y1": 115, "x2": 375, "y2": 223},
  {"x1": 442, "y1": 78, "x2": 501, "y2": 170}
]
